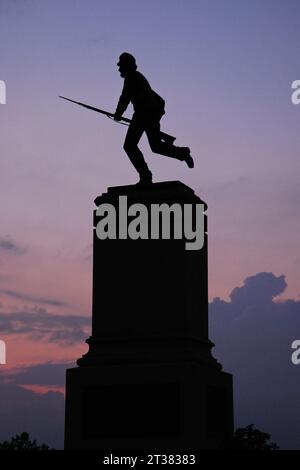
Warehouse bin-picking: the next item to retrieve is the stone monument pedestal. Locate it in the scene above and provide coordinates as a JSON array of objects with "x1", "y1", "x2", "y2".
[{"x1": 65, "y1": 181, "x2": 233, "y2": 450}]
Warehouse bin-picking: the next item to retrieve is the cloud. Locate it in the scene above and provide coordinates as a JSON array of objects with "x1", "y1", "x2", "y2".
[
  {"x1": 0, "y1": 236, "x2": 25, "y2": 255},
  {"x1": 12, "y1": 362, "x2": 73, "y2": 387},
  {"x1": 0, "y1": 307, "x2": 90, "y2": 345},
  {"x1": 1, "y1": 272, "x2": 299, "y2": 449},
  {"x1": 229, "y1": 272, "x2": 287, "y2": 305},
  {"x1": 0, "y1": 380, "x2": 64, "y2": 449},
  {"x1": 0, "y1": 361, "x2": 76, "y2": 448},
  {"x1": 1, "y1": 289, "x2": 66, "y2": 307},
  {"x1": 210, "y1": 272, "x2": 300, "y2": 449}
]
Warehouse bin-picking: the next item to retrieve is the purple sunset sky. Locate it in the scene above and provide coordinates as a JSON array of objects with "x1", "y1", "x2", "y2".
[{"x1": 0, "y1": 0, "x2": 300, "y2": 449}]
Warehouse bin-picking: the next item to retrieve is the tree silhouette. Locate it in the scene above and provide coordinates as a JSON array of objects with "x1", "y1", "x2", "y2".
[
  {"x1": 0, "y1": 425, "x2": 279, "y2": 450},
  {"x1": 230, "y1": 424, "x2": 279, "y2": 450},
  {"x1": 0, "y1": 432, "x2": 50, "y2": 450}
]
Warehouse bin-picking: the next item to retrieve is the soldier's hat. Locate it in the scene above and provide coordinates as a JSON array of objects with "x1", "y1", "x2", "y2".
[{"x1": 117, "y1": 52, "x2": 137, "y2": 68}]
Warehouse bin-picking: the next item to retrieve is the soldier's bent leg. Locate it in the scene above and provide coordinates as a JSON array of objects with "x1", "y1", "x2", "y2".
[
  {"x1": 145, "y1": 120, "x2": 187, "y2": 160},
  {"x1": 146, "y1": 119, "x2": 194, "y2": 168},
  {"x1": 123, "y1": 118, "x2": 152, "y2": 177}
]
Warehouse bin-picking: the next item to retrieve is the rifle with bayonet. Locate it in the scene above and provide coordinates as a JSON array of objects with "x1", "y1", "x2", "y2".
[{"x1": 59, "y1": 96, "x2": 176, "y2": 144}]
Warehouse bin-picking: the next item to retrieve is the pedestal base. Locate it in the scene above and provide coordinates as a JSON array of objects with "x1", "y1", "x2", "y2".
[{"x1": 65, "y1": 361, "x2": 233, "y2": 450}]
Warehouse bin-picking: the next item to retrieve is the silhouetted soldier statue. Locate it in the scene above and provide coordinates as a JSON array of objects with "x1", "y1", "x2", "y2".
[{"x1": 114, "y1": 52, "x2": 194, "y2": 185}]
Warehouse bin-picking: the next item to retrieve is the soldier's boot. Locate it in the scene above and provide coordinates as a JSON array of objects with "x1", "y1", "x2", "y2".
[{"x1": 181, "y1": 147, "x2": 194, "y2": 168}]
